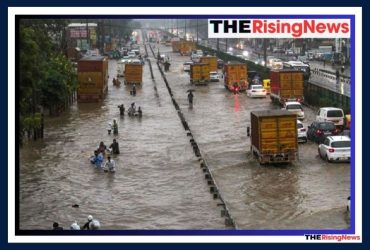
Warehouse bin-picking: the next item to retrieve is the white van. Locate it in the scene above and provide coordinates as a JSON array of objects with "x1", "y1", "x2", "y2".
[{"x1": 316, "y1": 107, "x2": 345, "y2": 128}]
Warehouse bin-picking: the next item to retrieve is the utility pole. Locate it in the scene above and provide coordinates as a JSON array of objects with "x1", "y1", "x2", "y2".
[
  {"x1": 184, "y1": 19, "x2": 187, "y2": 40},
  {"x1": 176, "y1": 19, "x2": 179, "y2": 37},
  {"x1": 86, "y1": 19, "x2": 89, "y2": 50},
  {"x1": 217, "y1": 38, "x2": 219, "y2": 51},
  {"x1": 225, "y1": 38, "x2": 228, "y2": 52},
  {"x1": 196, "y1": 19, "x2": 199, "y2": 44},
  {"x1": 263, "y1": 39, "x2": 268, "y2": 69}
]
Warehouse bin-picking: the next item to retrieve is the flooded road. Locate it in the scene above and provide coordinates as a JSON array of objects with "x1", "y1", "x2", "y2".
[
  {"x1": 19, "y1": 47, "x2": 225, "y2": 230},
  {"x1": 160, "y1": 43, "x2": 350, "y2": 229},
  {"x1": 19, "y1": 35, "x2": 350, "y2": 230}
]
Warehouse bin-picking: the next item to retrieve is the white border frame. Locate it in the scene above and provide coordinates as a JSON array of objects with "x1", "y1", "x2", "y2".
[{"x1": 8, "y1": 7, "x2": 362, "y2": 243}]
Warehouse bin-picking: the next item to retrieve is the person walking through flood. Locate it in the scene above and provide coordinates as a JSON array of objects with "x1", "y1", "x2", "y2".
[
  {"x1": 109, "y1": 139, "x2": 120, "y2": 154},
  {"x1": 112, "y1": 120, "x2": 118, "y2": 135},
  {"x1": 103, "y1": 155, "x2": 116, "y2": 173},
  {"x1": 188, "y1": 91, "x2": 194, "y2": 106}
]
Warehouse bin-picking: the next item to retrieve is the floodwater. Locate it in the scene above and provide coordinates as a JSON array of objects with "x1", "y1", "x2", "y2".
[{"x1": 19, "y1": 34, "x2": 350, "y2": 231}]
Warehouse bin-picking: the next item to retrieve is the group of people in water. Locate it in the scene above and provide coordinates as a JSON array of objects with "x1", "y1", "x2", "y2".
[
  {"x1": 118, "y1": 102, "x2": 142, "y2": 117},
  {"x1": 90, "y1": 139, "x2": 120, "y2": 172},
  {"x1": 53, "y1": 215, "x2": 100, "y2": 230}
]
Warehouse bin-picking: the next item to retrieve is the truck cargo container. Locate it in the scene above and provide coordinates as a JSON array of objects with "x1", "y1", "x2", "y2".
[
  {"x1": 250, "y1": 110, "x2": 298, "y2": 164},
  {"x1": 270, "y1": 69, "x2": 304, "y2": 105},
  {"x1": 190, "y1": 63, "x2": 210, "y2": 84},
  {"x1": 223, "y1": 62, "x2": 248, "y2": 92},
  {"x1": 172, "y1": 41, "x2": 181, "y2": 52},
  {"x1": 199, "y1": 56, "x2": 218, "y2": 72},
  {"x1": 179, "y1": 41, "x2": 196, "y2": 56},
  {"x1": 124, "y1": 62, "x2": 143, "y2": 84},
  {"x1": 77, "y1": 56, "x2": 108, "y2": 102}
]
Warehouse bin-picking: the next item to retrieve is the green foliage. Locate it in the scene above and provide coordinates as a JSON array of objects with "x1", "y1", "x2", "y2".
[{"x1": 19, "y1": 20, "x2": 78, "y2": 142}]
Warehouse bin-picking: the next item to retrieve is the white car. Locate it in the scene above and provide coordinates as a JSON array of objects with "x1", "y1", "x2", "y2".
[
  {"x1": 318, "y1": 136, "x2": 351, "y2": 163},
  {"x1": 271, "y1": 58, "x2": 283, "y2": 69},
  {"x1": 183, "y1": 61, "x2": 193, "y2": 72},
  {"x1": 316, "y1": 107, "x2": 345, "y2": 128},
  {"x1": 297, "y1": 120, "x2": 307, "y2": 143},
  {"x1": 283, "y1": 101, "x2": 305, "y2": 120},
  {"x1": 209, "y1": 71, "x2": 220, "y2": 82},
  {"x1": 247, "y1": 85, "x2": 267, "y2": 98},
  {"x1": 127, "y1": 51, "x2": 136, "y2": 58}
]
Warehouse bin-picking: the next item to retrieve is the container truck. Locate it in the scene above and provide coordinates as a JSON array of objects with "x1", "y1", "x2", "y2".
[
  {"x1": 190, "y1": 63, "x2": 210, "y2": 84},
  {"x1": 250, "y1": 110, "x2": 298, "y2": 165},
  {"x1": 179, "y1": 41, "x2": 196, "y2": 56},
  {"x1": 270, "y1": 69, "x2": 304, "y2": 105},
  {"x1": 199, "y1": 56, "x2": 218, "y2": 72},
  {"x1": 223, "y1": 62, "x2": 248, "y2": 92},
  {"x1": 124, "y1": 62, "x2": 143, "y2": 84},
  {"x1": 77, "y1": 56, "x2": 108, "y2": 102}
]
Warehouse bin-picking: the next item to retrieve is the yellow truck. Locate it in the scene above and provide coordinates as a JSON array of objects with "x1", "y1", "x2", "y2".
[
  {"x1": 179, "y1": 41, "x2": 196, "y2": 56},
  {"x1": 124, "y1": 62, "x2": 143, "y2": 84},
  {"x1": 172, "y1": 41, "x2": 180, "y2": 52},
  {"x1": 199, "y1": 56, "x2": 218, "y2": 72},
  {"x1": 270, "y1": 70, "x2": 304, "y2": 105},
  {"x1": 223, "y1": 62, "x2": 248, "y2": 92},
  {"x1": 77, "y1": 56, "x2": 108, "y2": 102},
  {"x1": 250, "y1": 110, "x2": 298, "y2": 165},
  {"x1": 190, "y1": 63, "x2": 210, "y2": 84}
]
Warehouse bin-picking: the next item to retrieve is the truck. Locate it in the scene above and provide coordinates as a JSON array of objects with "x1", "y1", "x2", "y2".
[
  {"x1": 223, "y1": 62, "x2": 248, "y2": 92},
  {"x1": 250, "y1": 110, "x2": 298, "y2": 165},
  {"x1": 199, "y1": 56, "x2": 218, "y2": 72},
  {"x1": 172, "y1": 41, "x2": 181, "y2": 52},
  {"x1": 179, "y1": 41, "x2": 196, "y2": 56},
  {"x1": 270, "y1": 69, "x2": 304, "y2": 105},
  {"x1": 124, "y1": 61, "x2": 143, "y2": 84},
  {"x1": 190, "y1": 63, "x2": 210, "y2": 84},
  {"x1": 77, "y1": 56, "x2": 108, "y2": 102}
]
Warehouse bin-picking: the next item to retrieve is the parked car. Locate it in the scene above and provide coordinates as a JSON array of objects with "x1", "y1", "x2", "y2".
[
  {"x1": 318, "y1": 136, "x2": 351, "y2": 162},
  {"x1": 127, "y1": 51, "x2": 136, "y2": 58},
  {"x1": 209, "y1": 71, "x2": 220, "y2": 82},
  {"x1": 297, "y1": 120, "x2": 307, "y2": 143},
  {"x1": 247, "y1": 85, "x2": 267, "y2": 98},
  {"x1": 183, "y1": 61, "x2": 193, "y2": 72},
  {"x1": 271, "y1": 58, "x2": 283, "y2": 70},
  {"x1": 286, "y1": 49, "x2": 295, "y2": 56},
  {"x1": 316, "y1": 107, "x2": 345, "y2": 129},
  {"x1": 307, "y1": 121, "x2": 340, "y2": 144},
  {"x1": 283, "y1": 101, "x2": 305, "y2": 120}
]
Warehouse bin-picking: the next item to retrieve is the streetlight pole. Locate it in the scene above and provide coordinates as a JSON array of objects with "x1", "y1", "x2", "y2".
[
  {"x1": 196, "y1": 19, "x2": 199, "y2": 44},
  {"x1": 184, "y1": 19, "x2": 187, "y2": 40}
]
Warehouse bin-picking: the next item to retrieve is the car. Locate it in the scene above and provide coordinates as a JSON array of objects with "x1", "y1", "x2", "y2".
[
  {"x1": 283, "y1": 101, "x2": 305, "y2": 120},
  {"x1": 307, "y1": 121, "x2": 340, "y2": 144},
  {"x1": 318, "y1": 136, "x2": 351, "y2": 163},
  {"x1": 316, "y1": 107, "x2": 345, "y2": 129},
  {"x1": 183, "y1": 61, "x2": 193, "y2": 72},
  {"x1": 271, "y1": 58, "x2": 283, "y2": 70},
  {"x1": 254, "y1": 58, "x2": 265, "y2": 66},
  {"x1": 127, "y1": 51, "x2": 136, "y2": 58},
  {"x1": 209, "y1": 71, "x2": 220, "y2": 82},
  {"x1": 297, "y1": 120, "x2": 307, "y2": 143},
  {"x1": 247, "y1": 85, "x2": 267, "y2": 98},
  {"x1": 217, "y1": 59, "x2": 224, "y2": 69},
  {"x1": 286, "y1": 49, "x2": 295, "y2": 56},
  {"x1": 266, "y1": 56, "x2": 275, "y2": 66},
  {"x1": 273, "y1": 47, "x2": 285, "y2": 53}
]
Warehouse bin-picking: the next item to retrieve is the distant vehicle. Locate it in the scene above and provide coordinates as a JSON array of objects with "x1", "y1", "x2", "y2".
[
  {"x1": 131, "y1": 49, "x2": 140, "y2": 55},
  {"x1": 285, "y1": 49, "x2": 295, "y2": 55},
  {"x1": 262, "y1": 79, "x2": 271, "y2": 94},
  {"x1": 318, "y1": 136, "x2": 351, "y2": 163},
  {"x1": 282, "y1": 101, "x2": 305, "y2": 120},
  {"x1": 283, "y1": 61, "x2": 310, "y2": 80},
  {"x1": 217, "y1": 59, "x2": 224, "y2": 69},
  {"x1": 271, "y1": 58, "x2": 283, "y2": 70},
  {"x1": 127, "y1": 51, "x2": 136, "y2": 58},
  {"x1": 226, "y1": 51, "x2": 233, "y2": 56},
  {"x1": 223, "y1": 62, "x2": 248, "y2": 91},
  {"x1": 254, "y1": 58, "x2": 265, "y2": 66},
  {"x1": 297, "y1": 120, "x2": 307, "y2": 143},
  {"x1": 273, "y1": 47, "x2": 285, "y2": 53},
  {"x1": 316, "y1": 107, "x2": 345, "y2": 128},
  {"x1": 266, "y1": 56, "x2": 276, "y2": 67},
  {"x1": 183, "y1": 61, "x2": 193, "y2": 72},
  {"x1": 209, "y1": 71, "x2": 220, "y2": 82},
  {"x1": 307, "y1": 121, "x2": 340, "y2": 144},
  {"x1": 247, "y1": 85, "x2": 267, "y2": 98},
  {"x1": 196, "y1": 50, "x2": 203, "y2": 56},
  {"x1": 270, "y1": 70, "x2": 304, "y2": 105}
]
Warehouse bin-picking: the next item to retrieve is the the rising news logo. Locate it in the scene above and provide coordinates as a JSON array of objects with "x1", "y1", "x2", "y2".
[{"x1": 208, "y1": 19, "x2": 350, "y2": 38}]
